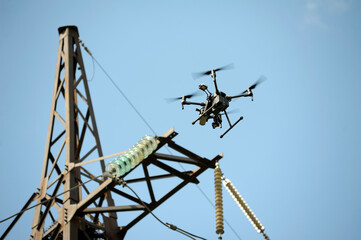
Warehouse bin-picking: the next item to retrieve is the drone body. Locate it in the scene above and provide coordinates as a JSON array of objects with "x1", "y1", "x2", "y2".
[{"x1": 170, "y1": 65, "x2": 264, "y2": 138}]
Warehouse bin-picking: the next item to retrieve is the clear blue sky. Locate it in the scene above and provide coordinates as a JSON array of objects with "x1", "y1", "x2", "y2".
[{"x1": 1, "y1": 1, "x2": 361, "y2": 239}]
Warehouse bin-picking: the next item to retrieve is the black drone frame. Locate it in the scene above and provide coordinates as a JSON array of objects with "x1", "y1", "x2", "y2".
[{"x1": 181, "y1": 69, "x2": 257, "y2": 138}]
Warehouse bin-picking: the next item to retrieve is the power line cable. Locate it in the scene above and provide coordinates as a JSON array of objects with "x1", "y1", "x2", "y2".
[
  {"x1": 116, "y1": 178, "x2": 206, "y2": 240},
  {"x1": 88, "y1": 56, "x2": 95, "y2": 81},
  {"x1": 168, "y1": 223, "x2": 207, "y2": 240},
  {"x1": 91, "y1": 55, "x2": 157, "y2": 136},
  {"x1": 80, "y1": 38, "x2": 156, "y2": 135}
]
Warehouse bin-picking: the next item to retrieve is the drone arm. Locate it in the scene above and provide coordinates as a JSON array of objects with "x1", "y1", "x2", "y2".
[
  {"x1": 181, "y1": 100, "x2": 205, "y2": 110},
  {"x1": 227, "y1": 94, "x2": 246, "y2": 99},
  {"x1": 227, "y1": 90, "x2": 253, "y2": 100},
  {"x1": 211, "y1": 70, "x2": 220, "y2": 94},
  {"x1": 182, "y1": 101, "x2": 205, "y2": 106}
]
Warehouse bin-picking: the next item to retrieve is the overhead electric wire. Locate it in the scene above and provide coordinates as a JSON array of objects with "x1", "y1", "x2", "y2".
[
  {"x1": 80, "y1": 42, "x2": 242, "y2": 240},
  {"x1": 0, "y1": 175, "x2": 101, "y2": 224},
  {"x1": 88, "y1": 56, "x2": 95, "y2": 81},
  {"x1": 168, "y1": 224, "x2": 207, "y2": 240},
  {"x1": 91, "y1": 56, "x2": 157, "y2": 136},
  {"x1": 118, "y1": 179, "x2": 206, "y2": 240}
]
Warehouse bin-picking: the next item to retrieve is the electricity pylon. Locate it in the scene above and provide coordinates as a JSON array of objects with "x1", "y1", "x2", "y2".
[
  {"x1": 30, "y1": 25, "x2": 119, "y2": 240},
  {"x1": 1, "y1": 25, "x2": 222, "y2": 240}
]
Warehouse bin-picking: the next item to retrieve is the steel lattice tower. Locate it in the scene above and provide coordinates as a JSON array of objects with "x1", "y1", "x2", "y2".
[
  {"x1": 30, "y1": 25, "x2": 119, "y2": 239},
  {"x1": 1, "y1": 25, "x2": 222, "y2": 240}
]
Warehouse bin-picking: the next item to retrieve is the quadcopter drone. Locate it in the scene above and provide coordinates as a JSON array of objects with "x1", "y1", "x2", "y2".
[{"x1": 168, "y1": 64, "x2": 265, "y2": 138}]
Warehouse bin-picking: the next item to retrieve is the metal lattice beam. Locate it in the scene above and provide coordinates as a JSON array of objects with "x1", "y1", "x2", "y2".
[
  {"x1": 1, "y1": 25, "x2": 223, "y2": 240},
  {"x1": 29, "y1": 25, "x2": 119, "y2": 240}
]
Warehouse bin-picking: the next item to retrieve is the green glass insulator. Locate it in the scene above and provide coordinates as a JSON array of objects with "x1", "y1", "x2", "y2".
[
  {"x1": 134, "y1": 142, "x2": 149, "y2": 159},
  {"x1": 113, "y1": 157, "x2": 126, "y2": 176},
  {"x1": 139, "y1": 139, "x2": 153, "y2": 157},
  {"x1": 125, "y1": 152, "x2": 137, "y2": 168},
  {"x1": 128, "y1": 148, "x2": 142, "y2": 164},
  {"x1": 142, "y1": 135, "x2": 158, "y2": 151},
  {"x1": 105, "y1": 161, "x2": 122, "y2": 177},
  {"x1": 134, "y1": 146, "x2": 145, "y2": 161},
  {"x1": 119, "y1": 155, "x2": 132, "y2": 173}
]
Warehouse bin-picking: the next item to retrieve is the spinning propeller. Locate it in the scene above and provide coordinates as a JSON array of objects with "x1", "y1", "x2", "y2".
[
  {"x1": 192, "y1": 63, "x2": 234, "y2": 79},
  {"x1": 166, "y1": 91, "x2": 201, "y2": 102},
  {"x1": 241, "y1": 75, "x2": 266, "y2": 94}
]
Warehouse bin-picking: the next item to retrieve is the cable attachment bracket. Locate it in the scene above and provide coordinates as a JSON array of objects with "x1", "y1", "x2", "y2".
[
  {"x1": 114, "y1": 177, "x2": 127, "y2": 188},
  {"x1": 78, "y1": 39, "x2": 92, "y2": 56},
  {"x1": 166, "y1": 223, "x2": 178, "y2": 231}
]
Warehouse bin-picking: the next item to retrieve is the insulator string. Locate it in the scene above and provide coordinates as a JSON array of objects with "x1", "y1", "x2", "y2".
[
  {"x1": 222, "y1": 177, "x2": 270, "y2": 239},
  {"x1": 214, "y1": 162, "x2": 224, "y2": 240}
]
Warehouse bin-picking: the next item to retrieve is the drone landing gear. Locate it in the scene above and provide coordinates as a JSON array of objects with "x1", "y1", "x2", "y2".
[{"x1": 220, "y1": 116, "x2": 243, "y2": 138}]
